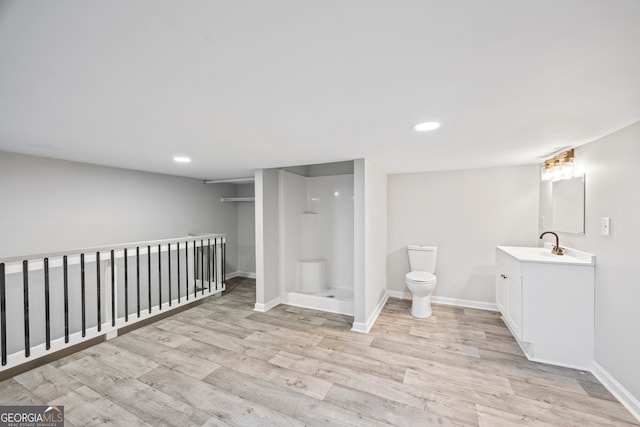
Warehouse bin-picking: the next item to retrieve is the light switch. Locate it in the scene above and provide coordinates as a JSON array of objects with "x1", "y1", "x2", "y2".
[{"x1": 601, "y1": 217, "x2": 610, "y2": 236}]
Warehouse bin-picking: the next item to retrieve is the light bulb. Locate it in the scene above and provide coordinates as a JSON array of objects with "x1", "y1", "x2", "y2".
[{"x1": 562, "y1": 163, "x2": 574, "y2": 178}]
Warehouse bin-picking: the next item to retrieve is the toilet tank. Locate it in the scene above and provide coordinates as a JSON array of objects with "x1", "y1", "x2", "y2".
[{"x1": 407, "y1": 245, "x2": 438, "y2": 273}]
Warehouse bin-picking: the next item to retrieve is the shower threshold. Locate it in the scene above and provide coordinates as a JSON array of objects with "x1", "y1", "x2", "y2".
[{"x1": 285, "y1": 287, "x2": 353, "y2": 316}]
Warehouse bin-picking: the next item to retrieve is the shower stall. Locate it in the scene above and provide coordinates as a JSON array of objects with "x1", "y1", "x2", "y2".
[{"x1": 279, "y1": 164, "x2": 354, "y2": 315}]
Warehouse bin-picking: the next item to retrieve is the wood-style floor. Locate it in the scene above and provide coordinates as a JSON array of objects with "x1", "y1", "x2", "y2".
[{"x1": 1, "y1": 277, "x2": 638, "y2": 426}]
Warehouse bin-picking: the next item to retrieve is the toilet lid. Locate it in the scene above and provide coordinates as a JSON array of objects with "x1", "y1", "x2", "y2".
[{"x1": 406, "y1": 271, "x2": 436, "y2": 283}]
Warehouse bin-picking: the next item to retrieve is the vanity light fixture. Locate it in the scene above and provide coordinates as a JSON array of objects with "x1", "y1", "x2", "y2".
[
  {"x1": 414, "y1": 121, "x2": 440, "y2": 132},
  {"x1": 541, "y1": 149, "x2": 575, "y2": 182}
]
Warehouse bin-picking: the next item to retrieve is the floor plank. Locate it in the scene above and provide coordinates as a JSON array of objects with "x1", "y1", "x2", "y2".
[
  {"x1": 476, "y1": 404, "x2": 555, "y2": 427},
  {"x1": 139, "y1": 365, "x2": 303, "y2": 426},
  {"x1": 325, "y1": 383, "x2": 465, "y2": 427},
  {"x1": 205, "y1": 368, "x2": 389, "y2": 427},
  {"x1": 61, "y1": 385, "x2": 150, "y2": 427},
  {"x1": 13, "y1": 363, "x2": 83, "y2": 402},
  {"x1": 0, "y1": 378, "x2": 45, "y2": 405}
]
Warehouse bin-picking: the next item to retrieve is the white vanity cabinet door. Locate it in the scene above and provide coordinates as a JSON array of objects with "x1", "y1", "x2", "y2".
[
  {"x1": 496, "y1": 261, "x2": 522, "y2": 341},
  {"x1": 495, "y1": 268, "x2": 507, "y2": 313},
  {"x1": 505, "y1": 270, "x2": 522, "y2": 340}
]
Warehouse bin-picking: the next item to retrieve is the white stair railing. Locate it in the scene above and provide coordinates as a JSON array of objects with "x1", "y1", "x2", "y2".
[{"x1": 0, "y1": 234, "x2": 226, "y2": 372}]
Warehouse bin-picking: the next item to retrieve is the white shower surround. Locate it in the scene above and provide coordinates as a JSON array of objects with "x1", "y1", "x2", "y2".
[{"x1": 279, "y1": 170, "x2": 354, "y2": 314}]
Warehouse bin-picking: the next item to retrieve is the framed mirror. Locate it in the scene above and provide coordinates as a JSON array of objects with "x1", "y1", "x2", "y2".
[{"x1": 551, "y1": 175, "x2": 585, "y2": 234}]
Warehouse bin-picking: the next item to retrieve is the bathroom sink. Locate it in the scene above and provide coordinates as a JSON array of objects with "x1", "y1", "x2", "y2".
[
  {"x1": 513, "y1": 247, "x2": 559, "y2": 259},
  {"x1": 496, "y1": 245, "x2": 595, "y2": 265}
]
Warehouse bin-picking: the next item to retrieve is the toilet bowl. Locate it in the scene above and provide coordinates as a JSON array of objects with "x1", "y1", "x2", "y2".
[
  {"x1": 405, "y1": 245, "x2": 438, "y2": 318},
  {"x1": 405, "y1": 272, "x2": 437, "y2": 318}
]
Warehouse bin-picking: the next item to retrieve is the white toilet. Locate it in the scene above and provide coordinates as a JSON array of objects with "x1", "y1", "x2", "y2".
[{"x1": 405, "y1": 245, "x2": 438, "y2": 318}]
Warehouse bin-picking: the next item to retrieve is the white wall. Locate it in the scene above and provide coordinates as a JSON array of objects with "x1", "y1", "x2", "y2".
[
  {"x1": 353, "y1": 159, "x2": 388, "y2": 331},
  {"x1": 280, "y1": 171, "x2": 307, "y2": 293},
  {"x1": 353, "y1": 160, "x2": 366, "y2": 324},
  {"x1": 254, "y1": 169, "x2": 280, "y2": 309},
  {"x1": 236, "y1": 183, "x2": 256, "y2": 275},
  {"x1": 282, "y1": 161, "x2": 353, "y2": 179},
  {"x1": 387, "y1": 165, "x2": 540, "y2": 303},
  {"x1": 547, "y1": 121, "x2": 640, "y2": 405},
  {"x1": 364, "y1": 160, "x2": 388, "y2": 317},
  {"x1": 307, "y1": 174, "x2": 354, "y2": 289},
  {"x1": 0, "y1": 151, "x2": 238, "y2": 271}
]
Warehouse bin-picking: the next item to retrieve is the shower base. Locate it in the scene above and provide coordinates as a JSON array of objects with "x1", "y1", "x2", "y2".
[{"x1": 284, "y1": 287, "x2": 353, "y2": 316}]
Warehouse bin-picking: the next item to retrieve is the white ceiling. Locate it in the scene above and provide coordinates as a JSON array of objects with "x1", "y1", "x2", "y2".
[{"x1": 1, "y1": 1, "x2": 639, "y2": 180}]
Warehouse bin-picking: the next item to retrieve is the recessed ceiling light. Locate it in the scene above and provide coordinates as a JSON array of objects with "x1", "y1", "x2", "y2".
[
  {"x1": 173, "y1": 156, "x2": 191, "y2": 163},
  {"x1": 414, "y1": 121, "x2": 441, "y2": 132}
]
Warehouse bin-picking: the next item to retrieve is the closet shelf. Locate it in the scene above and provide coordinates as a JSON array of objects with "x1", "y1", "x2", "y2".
[{"x1": 221, "y1": 197, "x2": 255, "y2": 203}]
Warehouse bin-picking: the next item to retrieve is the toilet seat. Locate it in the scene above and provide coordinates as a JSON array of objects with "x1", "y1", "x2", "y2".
[{"x1": 405, "y1": 271, "x2": 436, "y2": 284}]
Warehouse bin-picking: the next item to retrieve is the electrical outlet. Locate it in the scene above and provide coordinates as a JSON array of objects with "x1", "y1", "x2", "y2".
[{"x1": 601, "y1": 217, "x2": 610, "y2": 236}]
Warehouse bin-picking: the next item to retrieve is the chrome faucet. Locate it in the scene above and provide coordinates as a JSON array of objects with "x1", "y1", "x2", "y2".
[{"x1": 539, "y1": 231, "x2": 564, "y2": 255}]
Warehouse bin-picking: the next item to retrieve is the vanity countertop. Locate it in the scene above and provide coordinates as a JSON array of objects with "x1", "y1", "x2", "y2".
[{"x1": 497, "y1": 244, "x2": 595, "y2": 266}]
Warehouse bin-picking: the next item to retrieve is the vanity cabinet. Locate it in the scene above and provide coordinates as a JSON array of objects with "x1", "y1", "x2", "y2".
[
  {"x1": 495, "y1": 261, "x2": 522, "y2": 340},
  {"x1": 495, "y1": 245, "x2": 595, "y2": 370}
]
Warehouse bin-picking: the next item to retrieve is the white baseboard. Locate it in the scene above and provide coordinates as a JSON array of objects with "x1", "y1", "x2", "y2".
[
  {"x1": 351, "y1": 291, "x2": 389, "y2": 334},
  {"x1": 386, "y1": 290, "x2": 497, "y2": 312},
  {"x1": 591, "y1": 361, "x2": 640, "y2": 422},
  {"x1": 254, "y1": 297, "x2": 280, "y2": 313},
  {"x1": 431, "y1": 295, "x2": 498, "y2": 312},
  {"x1": 225, "y1": 271, "x2": 255, "y2": 279},
  {"x1": 387, "y1": 290, "x2": 412, "y2": 300},
  {"x1": 236, "y1": 271, "x2": 256, "y2": 279}
]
